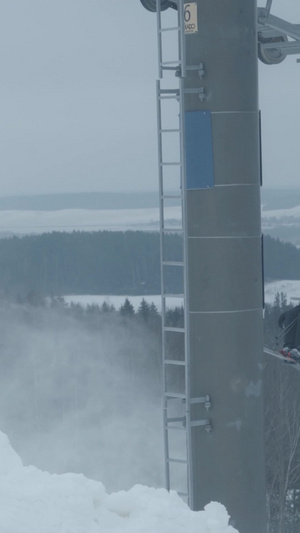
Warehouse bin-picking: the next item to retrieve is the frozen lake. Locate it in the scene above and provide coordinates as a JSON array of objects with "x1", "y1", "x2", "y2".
[{"x1": 0, "y1": 203, "x2": 299, "y2": 236}]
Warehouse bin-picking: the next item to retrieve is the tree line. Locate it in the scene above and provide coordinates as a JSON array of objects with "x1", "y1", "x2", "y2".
[{"x1": 0, "y1": 231, "x2": 298, "y2": 298}]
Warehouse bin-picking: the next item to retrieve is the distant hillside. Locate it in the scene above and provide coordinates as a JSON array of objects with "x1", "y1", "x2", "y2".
[
  {"x1": 0, "y1": 192, "x2": 160, "y2": 211},
  {"x1": 0, "y1": 231, "x2": 298, "y2": 298},
  {"x1": 261, "y1": 188, "x2": 300, "y2": 210},
  {"x1": 264, "y1": 235, "x2": 300, "y2": 280}
]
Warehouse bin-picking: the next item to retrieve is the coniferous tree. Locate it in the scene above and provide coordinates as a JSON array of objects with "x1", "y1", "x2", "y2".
[{"x1": 120, "y1": 298, "x2": 135, "y2": 318}]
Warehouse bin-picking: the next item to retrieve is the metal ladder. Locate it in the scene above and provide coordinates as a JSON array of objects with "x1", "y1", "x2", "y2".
[{"x1": 155, "y1": 0, "x2": 211, "y2": 508}]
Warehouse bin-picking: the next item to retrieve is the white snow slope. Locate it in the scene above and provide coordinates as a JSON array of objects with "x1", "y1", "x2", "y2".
[{"x1": 0, "y1": 431, "x2": 237, "y2": 533}]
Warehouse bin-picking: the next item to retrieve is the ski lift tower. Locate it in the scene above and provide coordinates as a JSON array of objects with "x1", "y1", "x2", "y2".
[{"x1": 139, "y1": 1, "x2": 300, "y2": 531}]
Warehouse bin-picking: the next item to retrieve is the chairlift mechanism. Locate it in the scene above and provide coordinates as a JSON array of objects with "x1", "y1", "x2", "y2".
[
  {"x1": 140, "y1": 0, "x2": 300, "y2": 64},
  {"x1": 258, "y1": 1, "x2": 300, "y2": 64}
]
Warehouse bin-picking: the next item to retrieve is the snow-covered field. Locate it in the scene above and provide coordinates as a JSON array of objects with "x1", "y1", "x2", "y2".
[
  {"x1": 0, "y1": 203, "x2": 299, "y2": 235},
  {"x1": 262, "y1": 204, "x2": 300, "y2": 220},
  {"x1": 0, "y1": 207, "x2": 177, "y2": 235},
  {"x1": 63, "y1": 294, "x2": 183, "y2": 311},
  {"x1": 63, "y1": 280, "x2": 300, "y2": 311},
  {"x1": 0, "y1": 430, "x2": 237, "y2": 533}
]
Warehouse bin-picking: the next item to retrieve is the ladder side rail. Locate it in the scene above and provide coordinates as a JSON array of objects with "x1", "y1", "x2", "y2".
[
  {"x1": 178, "y1": 62, "x2": 193, "y2": 508},
  {"x1": 178, "y1": 0, "x2": 186, "y2": 78},
  {"x1": 156, "y1": 79, "x2": 165, "y2": 329},
  {"x1": 178, "y1": 3, "x2": 192, "y2": 499},
  {"x1": 157, "y1": 0, "x2": 163, "y2": 79},
  {"x1": 156, "y1": 78, "x2": 171, "y2": 490}
]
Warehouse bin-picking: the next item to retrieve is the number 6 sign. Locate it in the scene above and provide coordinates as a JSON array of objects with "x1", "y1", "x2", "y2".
[{"x1": 184, "y1": 3, "x2": 198, "y2": 34}]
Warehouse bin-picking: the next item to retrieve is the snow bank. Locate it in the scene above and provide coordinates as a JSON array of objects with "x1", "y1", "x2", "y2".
[{"x1": 0, "y1": 431, "x2": 238, "y2": 533}]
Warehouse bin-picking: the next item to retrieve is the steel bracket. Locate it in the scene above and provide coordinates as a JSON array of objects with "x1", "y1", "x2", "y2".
[
  {"x1": 189, "y1": 395, "x2": 211, "y2": 410},
  {"x1": 183, "y1": 87, "x2": 206, "y2": 101}
]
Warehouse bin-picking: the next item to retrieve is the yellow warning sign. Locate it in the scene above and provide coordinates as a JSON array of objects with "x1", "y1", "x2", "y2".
[{"x1": 184, "y1": 3, "x2": 198, "y2": 34}]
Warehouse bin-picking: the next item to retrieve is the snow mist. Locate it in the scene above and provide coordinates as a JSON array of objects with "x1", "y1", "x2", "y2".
[{"x1": 0, "y1": 300, "x2": 164, "y2": 492}]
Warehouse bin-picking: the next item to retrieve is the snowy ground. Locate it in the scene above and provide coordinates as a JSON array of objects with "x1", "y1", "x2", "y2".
[
  {"x1": 0, "y1": 203, "x2": 299, "y2": 235},
  {"x1": 0, "y1": 207, "x2": 173, "y2": 235},
  {"x1": 0, "y1": 430, "x2": 237, "y2": 533},
  {"x1": 63, "y1": 280, "x2": 300, "y2": 311}
]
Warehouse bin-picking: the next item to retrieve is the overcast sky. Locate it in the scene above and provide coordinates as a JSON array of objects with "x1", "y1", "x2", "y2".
[{"x1": 0, "y1": 0, "x2": 299, "y2": 196}]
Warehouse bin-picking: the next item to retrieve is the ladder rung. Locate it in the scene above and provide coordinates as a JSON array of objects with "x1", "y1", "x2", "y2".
[
  {"x1": 162, "y1": 228, "x2": 183, "y2": 234},
  {"x1": 165, "y1": 392, "x2": 186, "y2": 399},
  {"x1": 167, "y1": 416, "x2": 185, "y2": 423},
  {"x1": 165, "y1": 425, "x2": 186, "y2": 431},
  {"x1": 161, "y1": 60, "x2": 182, "y2": 66},
  {"x1": 163, "y1": 293, "x2": 184, "y2": 298},
  {"x1": 162, "y1": 66, "x2": 180, "y2": 71},
  {"x1": 161, "y1": 162, "x2": 181, "y2": 166},
  {"x1": 159, "y1": 26, "x2": 180, "y2": 32},
  {"x1": 159, "y1": 88, "x2": 179, "y2": 95},
  {"x1": 164, "y1": 359, "x2": 186, "y2": 366},
  {"x1": 161, "y1": 194, "x2": 182, "y2": 199},
  {"x1": 178, "y1": 492, "x2": 189, "y2": 498},
  {"x1": 167, "y1": 458, "x2": 188, "y2": 464},
  {"x1": 162, "y1": 260, "x2": 184, "y2": 266},
  {"x1": 159, "y1": 95, "x2": 180, "y2": 100},
  {"x1": 163, "y1": 327, "x2": 185, "y2": 333},
  {"x1": 160, "y1": 129, "x2": 180, "y2": 133}
]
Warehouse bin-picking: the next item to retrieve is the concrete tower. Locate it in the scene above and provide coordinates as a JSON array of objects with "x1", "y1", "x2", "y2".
[{"x1": 183, "y1": 2, "x2": 266, "y2": 531}]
